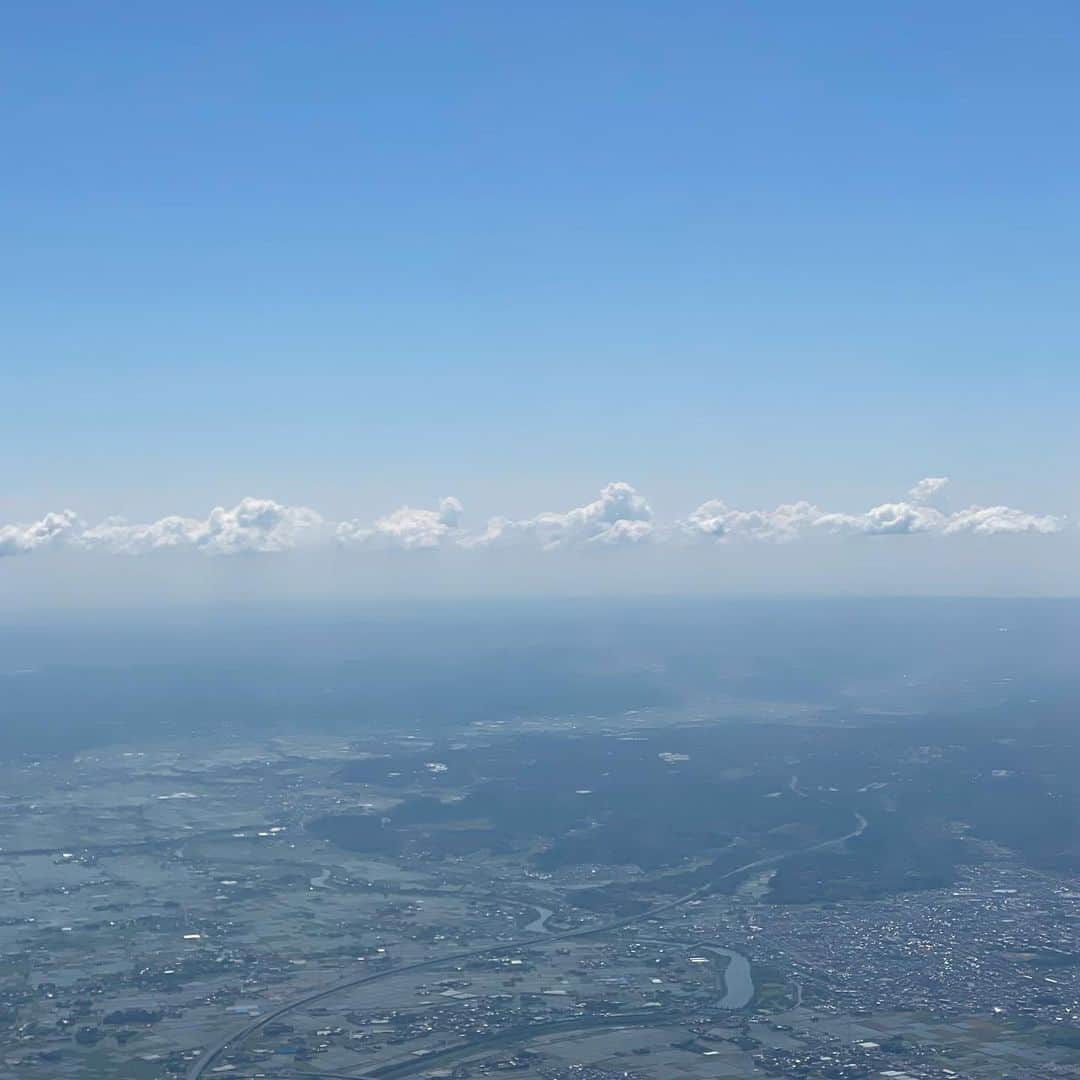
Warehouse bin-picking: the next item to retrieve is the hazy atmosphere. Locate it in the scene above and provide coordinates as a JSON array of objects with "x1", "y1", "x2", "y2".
[
  {"x1": 4, "y1": 6, "x2": 1080, "y2": 1080},
  {"x1": 5, "y1": 3, "x2": 1080, "y2": 604}
]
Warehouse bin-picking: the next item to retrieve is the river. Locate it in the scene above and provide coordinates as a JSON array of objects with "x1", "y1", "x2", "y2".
[
  {"x1": 523, "y1": 904, "x2": 553, "y2": 933},
  {"x1": 699, "y1": 944, "x2": 755, "y2": 1008}
]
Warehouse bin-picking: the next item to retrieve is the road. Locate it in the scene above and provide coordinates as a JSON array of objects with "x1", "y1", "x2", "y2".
[{"x1": 187, "y1": 810, "x2": 866, "y2": 1079}]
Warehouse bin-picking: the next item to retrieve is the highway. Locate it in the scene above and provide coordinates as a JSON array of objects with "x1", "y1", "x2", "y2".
[{"x1": 187, "y1": 810, "x2": 866, "y2": 1079}]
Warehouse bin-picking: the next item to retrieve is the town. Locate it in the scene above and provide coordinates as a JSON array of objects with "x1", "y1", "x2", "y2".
[{"x1": 1, "y1": 712, "x2": 1078, "y2": 1079}]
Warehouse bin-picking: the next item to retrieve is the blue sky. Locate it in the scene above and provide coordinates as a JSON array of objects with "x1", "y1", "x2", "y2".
[{"x1": 2, "y1": 3, "x2": 1078, "y2": 594}]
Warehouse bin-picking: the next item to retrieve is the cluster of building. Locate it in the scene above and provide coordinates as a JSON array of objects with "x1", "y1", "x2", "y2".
[{"x1": 747, "y1": 863, "x2": 1080, "y2": 1027}]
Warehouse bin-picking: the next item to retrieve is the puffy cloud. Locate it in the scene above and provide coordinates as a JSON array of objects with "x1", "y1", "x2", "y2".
[
  {"x1": 816, "y1": 500, "x2": 1058, "y2": 538},
  {"x1": 468, "y1": 482, "x2": 654, "y2": 549},
  {"x1": 77, "y1": 515, "x2": 201, "y2": 554},
  {"x1": 681, "y1": 481, "x2": 1060, "y2": 542},
  {"x1": 337, "y1": 497, "x2": 464, "y2": 550},
  {"x1": 909, "y1": 476, "x2": 950, "y2": 501},
  {"x1": 77, "y1": 498, "x2": 323, "y2": 555},
  {"x1": 681, "y1": 500, "x2": 822, "y2": 543},
  {"x1": 681, "y1": 498, "x2": 947, "y2": 541},
  {"x1": 815, "y1": 502, "x2": 946, "y2": 536},
  {"x1": 201, "y1": 498, "x2": 322, "y2": 554},
  {"x1": 0, "y1": 479, "x2": 1064, "y2": 559},
  {"x1": 0, "y1": 510, "x2": 82, "y2": 556},
  {"x1": 943, "y1": 505, "x2": 1061, "y2": 536}
]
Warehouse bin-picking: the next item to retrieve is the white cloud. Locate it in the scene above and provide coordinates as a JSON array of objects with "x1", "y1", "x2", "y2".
[
  {"x1": 681, "y1": 480, "x2": 1061, "y2": 542},
  {"x1": 909, "y1": 476, "x2": 950, "y2": 501},
  {"x1": 815, "y1": 501, "x2": 946, "y2": 536},
  {"x1": 337, "y1": 497, "x2": 464, "y2": 550},
  {"x1": 681, "y1": 499, "x2": 823, "y2": 543},
  {"x1": 682, "y1": 498, "x2": 947, "y2": 541},
  {"x1": 468, "y1": 482, "x2": 654, "y2": 549},
  {"x1": 76, "y1": 498, "x2": 323, "y2": 555},
  {"x1": 0, "y1": 479, "x2": 1064, "y2": 559},
  {"x1": 814, "y1": 500, "x2": 1059, "y2": 538},
  {"x1": 0, "y1": 510, "x2": 83, "y2": 556},
  {"x1": 942, "y1": 505, "x2": 1061, "y2": 536}
]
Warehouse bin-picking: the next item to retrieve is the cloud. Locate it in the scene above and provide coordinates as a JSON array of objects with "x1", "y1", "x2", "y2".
[
  {"x1": 337, "y1": 497, "x2": 464, "y2": 550},
  {"x1": 681, "y1": 498, "x2": 949, "y2": 541},
  {"x1": 680, "y1": 500, "x2": 823, "y2": 543},
  {"x1": 909, "y1": 476, "x2": 950, "y2": 501},
  {"x1": 0, "y1": 510, "x2": 83, "y2": 556},
  {"x1": 468, "y1": 482, "x2": 654, "y2": 549},
  {"x1": 76, "y1": 498, "x2": 323, "y2": 555},
  {"x1": 815, "y1": 502, "x2": 946, "y2": 536},
  {"x1": 942, "y1": 505, "x2": 1061, "y2": 536},
  {"x1": 0, "y1": 479, "x2": 1064, "y2": 559},
  {"x1": 680, "y1": 480, "x2": 1061, "y2": 542}
]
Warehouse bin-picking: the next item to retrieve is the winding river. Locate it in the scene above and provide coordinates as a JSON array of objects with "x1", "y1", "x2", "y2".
[{"x1": 700, "y1": 943, "x2": 755, "y2": 1008}]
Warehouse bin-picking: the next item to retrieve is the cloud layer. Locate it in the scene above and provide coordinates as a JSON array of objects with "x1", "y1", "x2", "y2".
[
  {"x1": 0, "y1": 479, "x2": 1063, "y2": 559},
  {"x1": 337, "y1": 497, "x2": 463, "y2": 550},
  {"x1": 466, "y1": 482, "x2": 654, "y2": 550},
  {"x1": 679, "y1": 478, "x2": 1059, "y2": 541}
]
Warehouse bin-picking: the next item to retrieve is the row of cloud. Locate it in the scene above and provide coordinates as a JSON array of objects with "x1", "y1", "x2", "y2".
[{"x1": 0, "y1": 479, "x2": 1063, "y2": 559}]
